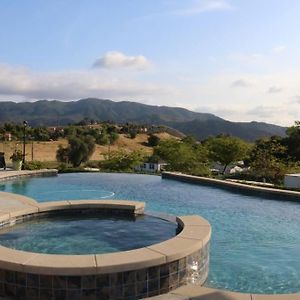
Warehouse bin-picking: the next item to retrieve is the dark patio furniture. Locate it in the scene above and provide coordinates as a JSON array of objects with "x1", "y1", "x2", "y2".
[{"x1": 0, "y1": 152, "x2": 6, "y2": 170}]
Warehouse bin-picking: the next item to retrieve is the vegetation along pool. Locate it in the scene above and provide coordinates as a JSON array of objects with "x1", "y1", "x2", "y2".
[{"x1": 0, "y1": 172, "x2": 299, "y2": 294}]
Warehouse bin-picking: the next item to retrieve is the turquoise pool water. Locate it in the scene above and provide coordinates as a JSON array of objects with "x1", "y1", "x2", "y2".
[
  {"x1": 0, "y1": 214, "x2": 178, "y2": 254},
  {"x1": 0, "y1": 173, "x2": 299, "y2": 294}
]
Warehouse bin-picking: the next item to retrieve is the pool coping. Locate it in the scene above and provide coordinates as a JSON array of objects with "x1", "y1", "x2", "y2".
[
  {"x1": 150, "y1": 284, "x2": 300, "y2": 300},
  {"x1": 0, "y1": 196, "x2": 211, "y2": 276},
  {"x1": 0, "y1": 169, "x2": 58, "y2": 182},
  {"x1": 162, "y1": 171, "x2": 300, "y2": 201},
  {"x1": 0, "y1": 194, "x2": 211, "y2": 298}
]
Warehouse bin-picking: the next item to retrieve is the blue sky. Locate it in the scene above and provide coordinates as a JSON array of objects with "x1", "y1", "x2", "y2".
[{"x1": 0, "y1": 0, "x2": 300, "y2": 125}]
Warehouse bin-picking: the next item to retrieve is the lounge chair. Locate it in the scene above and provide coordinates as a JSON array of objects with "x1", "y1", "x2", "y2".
[{"x1": 0, "y1": 152, "x2": 6, "y2": 170}]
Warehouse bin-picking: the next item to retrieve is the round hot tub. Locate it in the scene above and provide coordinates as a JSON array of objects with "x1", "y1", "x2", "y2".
[
  {"x1": 0, "y1": 212, "x2": 180, "y2": 255},
  {"x1": 0, "y1": 197, "x2": 211, "y2": 300}
]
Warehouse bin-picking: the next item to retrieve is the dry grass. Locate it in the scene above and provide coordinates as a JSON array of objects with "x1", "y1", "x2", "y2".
[{"x1": 0, "y1": 133, "x2": 175, "y2": 163}]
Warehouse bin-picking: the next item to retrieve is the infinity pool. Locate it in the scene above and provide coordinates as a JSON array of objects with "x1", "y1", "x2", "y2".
[
  {"x1": 0, "y1": 173, "x2": 299, "y2": 294},
  {"x1": 0, "y1": 213, "x2": 177, "y2": 254}
]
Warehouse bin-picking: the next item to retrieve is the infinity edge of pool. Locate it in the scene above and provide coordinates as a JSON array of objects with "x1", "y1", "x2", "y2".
[{"x1": 0, "y1": 170, "x2": 299, "y2": 299}]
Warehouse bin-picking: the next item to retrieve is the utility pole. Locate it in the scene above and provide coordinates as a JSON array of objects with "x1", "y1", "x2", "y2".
[
  {"x1": 31, "y1": 140, "x2": 34, "y2": 161},
  {"x1": 22, "y1": 121, "x2": 28, "y2": 169}
]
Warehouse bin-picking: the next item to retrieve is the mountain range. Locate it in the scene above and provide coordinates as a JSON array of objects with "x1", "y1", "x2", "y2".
[{"x1": 0, "y1": 98, "x2": 286, "y2": 141}]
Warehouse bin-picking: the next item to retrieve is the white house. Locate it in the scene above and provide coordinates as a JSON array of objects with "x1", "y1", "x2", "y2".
[
  {"x1": 134, "y1": 162, "x2": 167, "y2": 173},
  {"x1": 284, "y1": 174, "x2": 300, "y2": 189},
  {"x1": 211, "y1": 161, "x2": 246, "y2": 175}
]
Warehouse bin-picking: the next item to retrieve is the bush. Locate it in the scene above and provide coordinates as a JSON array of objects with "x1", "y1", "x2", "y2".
[
  {"x1": 56, "y1": 145, "x2": 69, "y2": 163},
  {"x1": 100, "y1": 149, "x2": 146, "y2": 171},
  {"x1": 129, "y1": 131, "x2": 137, "y2": 139},
  {"x1": 23, "y1": 161, "x2": 53, "y2": 170},
  {"x1": 10, "y1": 150, "x2": 23, "y2": 162},
  {"x1": 85, "y1": 160, "x2": 100, "y2": 168},
  {"x1": 58, "y1": 166, "x2": 87, "y2": 173},
  {"x1": 147, "y1": 134, "x2": 160, "y2": 147}
]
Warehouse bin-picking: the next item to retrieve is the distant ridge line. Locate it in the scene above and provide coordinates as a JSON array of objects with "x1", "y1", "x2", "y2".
[{"x1": 0, "y1": 98, "x2": 286, "y2": 141}]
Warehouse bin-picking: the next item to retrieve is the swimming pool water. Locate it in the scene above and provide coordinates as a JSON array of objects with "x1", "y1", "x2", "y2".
[
  {"x1": 0, "y1": 214, "x2": 177, "y2": 254},
  {"x1": 0, "y1": 173, "x2": 299, "y2": 294}
]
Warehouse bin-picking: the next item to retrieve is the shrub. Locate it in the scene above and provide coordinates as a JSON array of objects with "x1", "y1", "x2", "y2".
[
  {"x1": 10, "y1": 150, "x2": 23, "y2": 162},
  {"x1": 23, "y1": 161, "x2": 43, "y2": 170},
  {"x1": 147, "y1": 134, "x2": 160, "y2": 147}
]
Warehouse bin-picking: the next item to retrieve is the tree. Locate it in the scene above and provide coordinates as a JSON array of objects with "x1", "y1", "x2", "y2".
[
  {"x1": 64, "y1": 126, "x2": 77, "y2": 137},
  {"x1": 96, "y1": 128, "x2": 119, "y2": 145},
  {"x1": 147, "y1": 134, "x2": 160, "y2": 147},
  {"x1": 248, "y1": 137, "x2": 288, "y2": 184},
  {"x1": 129, "y1": 130, "x2": 137, "y2": 139},
  {"x1": 32, "y1": 127, "x2": 50, "y2": 141},
  {"x1": 153, "y1": 139, "x2": 210, "y2": 175},
  {"x1": 68, "y1": 136, "x2": 95, "y2": 167},
  {"x1": 284, "y1": 121, "x2": 300, "y2": 161},
  {"x1": 101, "y1": 149, "x2": 146, "y2": 171},
  {"x1": 205, "y1": 135, "x2": 249, "y2": 174},
  {"x1": 96, "y1": 131, "x2": 110, "y2": 145},
  {"x1": 56, "y1": 136, "x2": 95, "y2": 167},
  {"x1": 181, "y1": 136, "x2": 197, "y2": 145},
  {"x1": 109, "y1": 132, "x2": 119, "y2": 144},
  {"x1": 56, "y1": 145, "x2": 69, "y2": 163}
]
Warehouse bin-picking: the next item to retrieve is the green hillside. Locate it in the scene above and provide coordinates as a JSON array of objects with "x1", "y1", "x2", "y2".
[{"x1": 0, "y1": 98, "x2": 286, "y2": 141}]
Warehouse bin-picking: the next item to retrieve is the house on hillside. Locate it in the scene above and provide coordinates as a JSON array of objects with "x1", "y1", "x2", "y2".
[
  {"x1": 134, "y1": 162, "x2": 168, "y2": 173},
  {"x1": 211, "y1": 161, "x2": 247, "y2": 175},
  {"x1": 4, "y1": 132, "x2": 12, "y2": 141},
  {"x1": 284, "y1": 174, "x2": 300, "y2": 189}
]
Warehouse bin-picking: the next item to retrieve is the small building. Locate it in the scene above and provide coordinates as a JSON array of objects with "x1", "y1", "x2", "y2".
[
  {"x1": 284, "y1": 174, "x2": 300, "y2": 189},
  {"x1": 4, "y1": 132, "x2": 12, "y2": 141},
  {"x1": 139, "y1": 127, "x2": 148, "y2": 133},
  {"x1": 134, "y1": 162, "x2": 167, "y2": 173},
  {"x1": 211, "y1": 161, "x2": 246, "y2": 175},
  {"x1": 48, "y1": 127, "x2": 64, "y2": 133}
]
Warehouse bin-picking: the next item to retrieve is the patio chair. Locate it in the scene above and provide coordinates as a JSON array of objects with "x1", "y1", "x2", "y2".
[{"x1": 0, "y1": 152, "x2": 6, "y2": 170}]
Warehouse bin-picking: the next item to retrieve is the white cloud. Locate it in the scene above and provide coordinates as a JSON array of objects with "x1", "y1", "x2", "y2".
[
  {"x1": 228, "y1": 52, "x2": 264, "y2": 64},
  {"x1": 289, "y1": 95, "x2": 300, "y2": 104},
  {"x1": 195, "y1": 104, "x2": 299, "y2": 127},
  {"x1": 247, "y1": 105, "x2": 280, "y2": 118},
  {"x1": 267, "y1": 86, "x2": 282, "y2": 94},
  {"x1": 246, "y1": 105, "x2": 300, "y2": 124},
  {"x1": 231, "y1": 79, "x2": 251, "y2": 88},
  {"x1": 228, "y1": 46, "x2": 287, "y2": 68},
  {"x1": 0, "y1": 63, "x2": 169, "y2": 101},
  {"x1": 182, "y1": 70, "x2": 300, "y2": 126},
  {"x1": 0, "y1": 61, "x2": 299, "y2": 127},
  {"x1": 93, "y1": 51, "x2": 151, "y2": 70},
  {"x1": 171, "y1": 0, "x2": 235, "y2": 16},
  {"x1": 137, "y1": 0, "x2": 235, "y2": 20},
  {"x1": 272, "y1": 45, "x2": 287, "y2": 54}
]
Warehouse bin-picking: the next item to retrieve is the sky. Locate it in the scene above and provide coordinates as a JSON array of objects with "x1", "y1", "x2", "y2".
[{"x1": 0, "y1": 0, "x2": 300, "y2": 126}]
